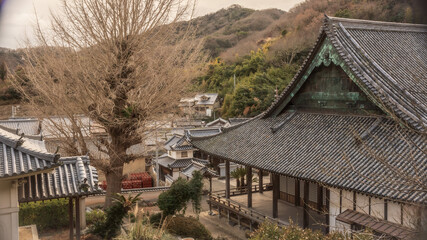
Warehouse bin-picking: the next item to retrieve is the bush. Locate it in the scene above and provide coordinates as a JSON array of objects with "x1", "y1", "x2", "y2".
[
  {"x1": 158, "y1": 171, "x2": 204, "y2": 216},
  {"x1": 149, "y1": 212, "x2": 164, "y2": 227},
  {"x1": 165, "y1": 215, "x2": 212, "y2": 240},
  {"x1": 86, "y1": 209, "x2": 106, "y2": 226},
  {"x1": 89, "y1": 193, "x2": 141, "y2": 239},
  {"x1": 19, "y1": 199, "x2": 69, "y2": 232},
  {"x1": 117, "y1": 215, "x2": 175, "y2": 240},
  {"x1": 250, "y1": 221, "x2": 374, "y2": 240}
]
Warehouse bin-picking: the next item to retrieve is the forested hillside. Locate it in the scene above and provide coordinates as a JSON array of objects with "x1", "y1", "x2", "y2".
[
  {"x1": 1, "y1": 0, "x2": 426, "y2": 118},
  {"x1": 194, "y1": 0, "x2": 427, "y2": 118}
]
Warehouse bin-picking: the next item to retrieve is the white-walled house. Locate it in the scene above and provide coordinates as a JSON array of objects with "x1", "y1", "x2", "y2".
[{"x1": 0, "y1": 126, "x2": 100, "y2": 240}]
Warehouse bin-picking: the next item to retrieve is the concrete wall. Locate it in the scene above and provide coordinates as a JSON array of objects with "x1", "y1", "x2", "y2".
[{"x1": 0, "y1": 180, "x2": 19, "y2": 240}]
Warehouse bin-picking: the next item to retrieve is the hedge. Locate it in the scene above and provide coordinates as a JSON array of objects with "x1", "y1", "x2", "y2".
[{"x1": 19, "y1": 199, "x2": 70, "y2": 232}]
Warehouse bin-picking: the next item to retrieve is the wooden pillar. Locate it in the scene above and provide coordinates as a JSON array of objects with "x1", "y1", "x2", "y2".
[
  {"x1": 247, "y1": 167, "x2": 252, "y2": 208},
  {"x1": 303, "y1": 181, "x2": 309, "y2": 229},
  {"x1": 69, "y1": 197, "x2": 74, "y2": 240},
  {"x1": 75, "y1": 196, "x2": 81, "y2": 240},
  {"x1": 225, "y1": 160, "x2": 230, "y2": 199},
  {"x1": 317, "y1": 185, "x2": 323, "y2": 212},
  {"x1": 209, "y1": 176, "x2": 213, "y2": 214},
  {"x1": 295, "y1": 179, "x2": 300, "y2": 206},
  {"x1": 272, "y1": 174, "x2": 280, "y2": 218},
  {"x1": 258, "y1": 169, "x2": 263, "y2": 193},
  {"x1": 325, "y1": 189, "x2": 330, "y2": 234}
]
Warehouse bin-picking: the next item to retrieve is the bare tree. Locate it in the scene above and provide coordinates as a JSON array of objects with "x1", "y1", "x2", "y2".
[{"x1": 13, "y1": 0, "x2": 205, "y2": 207}]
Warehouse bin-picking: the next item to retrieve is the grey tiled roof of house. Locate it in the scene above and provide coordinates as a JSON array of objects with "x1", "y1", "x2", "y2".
[
  {"x1": 195, "y1": 93, "x2": 218, "y2": 106},
  {"x1": 0, "y1": 118, "x2": 41, "y2": 136},
  {"x1": 18, "y1": 156, "x2": 100, "y2": 202},
  {"x1": 0, "y1": 128, "x2": 60, "y2": 179},
  {"x1": 181, "y1": 160, "x2": 218, "y2": 178},
  {"x1": 156, "y1": 154, "x2": 209, "y2": 169},
  {"x1": 263, "y1": 16, "x2": 427, "y2": 130},
  {"x1": 191, "y1": 111, "x2": 426, "y2": 204},
  {"x1": 206, "y1": 118, "x2": 229, "y2": 127},
  {"x1": 228, "y1": 118, "x2": 250, "y2": 126},
  {"x1": 185, "y1": 128, "x2": 221, "y2": 138}
]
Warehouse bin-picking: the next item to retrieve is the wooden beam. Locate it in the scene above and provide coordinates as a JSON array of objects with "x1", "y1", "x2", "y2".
[
  {"x1": 225, "y1": 160, "x2": 230, "y2": 199},
  {"x1": 209, "y1": 177, "x2": 213, "y2": 214},
  {"x1": 75, "y1": 196, "x2": 81, "y2": 240},
  {"x1": 317, "y1": 185, "x2": 323, "y2": 212},
  {"x1": 69, "y1": 197, "x2": 74, "y2": 240},
  {"x1": 258, "y1": 170, "x2": 263, "y2": 193},
  {"x1": 272, "y1": 174, "x2": 280, "y2": 218},
  {"x1": 325, "y1": 189, "x2": 330, "y2": 234},
  {"x1": 247, "y1": 167, "x2": 252, "y2": 208},
  {"x1": 295, "y1": 179, "x2": 300, "y2": 206},
  {"x1": 303, "y1": 181, "x2": 309, "y2": 229}
]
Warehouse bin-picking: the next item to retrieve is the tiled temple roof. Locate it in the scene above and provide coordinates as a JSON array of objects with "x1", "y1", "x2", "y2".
[
  {"x1": 181, "y1": 160, "x2": 218, "y2": 178},
  {"x1": 190, "y1": 17, "x2": 427, "y2": 204},
  {"x1": 0, "y1": 128, "x2": 60, "y2": 179},
  {"x1": 18, "y1": 156, "x2": 100, "y2": 202},
  {"x1": 191, "y1": 111, "x2": 426, "y2": 204},
  {"x1": 264, "y1": 16, "x2": 427, "y2": 131},
  {"x1": 156, "y1": 154, "x2": 209, "y2": 169}
]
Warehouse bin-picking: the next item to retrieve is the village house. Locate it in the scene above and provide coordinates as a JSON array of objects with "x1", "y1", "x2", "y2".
[
  {"x1": 0, "y1": 125, "x2": 100, "y2": 240},
  {"x1": 153, "y1": 127, "x2": 221, "y2": 185},
  {"x1": 179, "y1": 93, "x2": 220, "y2": 118},
  {"x1": 190, "y1": 16, "x2": 426, "y2": 239}
]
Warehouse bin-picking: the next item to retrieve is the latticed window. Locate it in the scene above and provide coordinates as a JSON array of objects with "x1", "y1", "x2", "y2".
[{"x1": 181, "y1": 151, "x2": 188, "y2": 158}]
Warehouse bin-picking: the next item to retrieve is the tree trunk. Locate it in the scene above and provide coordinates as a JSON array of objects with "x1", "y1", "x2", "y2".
[
  {"x1": 104, "y1": 165, "x2": 124, "y2": 208},
  {"x1": 236, "y1": 179, "x2": 240, "y2": 188}
]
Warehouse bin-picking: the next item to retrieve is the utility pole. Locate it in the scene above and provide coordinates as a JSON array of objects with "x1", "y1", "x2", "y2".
[
  {"x1": 233, "y1": 74, "x2": 236, "y2": 89},
  {"x1": 155, "y1": 121, "x2": 159, "y2": 186}
]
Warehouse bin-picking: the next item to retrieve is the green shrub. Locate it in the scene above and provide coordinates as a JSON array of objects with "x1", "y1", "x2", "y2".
[
  {"x1": 117, "y1": 215, "x2": 175, "y2": 240},
  {"x1": 165, "y1": 215, "x2": 212, "y2": 240},
  {"x1": 19, "y1": 199, "x2": 69, "y2": 232},
  {"x1": 158, "y1": 171, "x2": 204, "y2": 216},
  {"x1": 250, "y1": 221, "x2": 374, "y2": 240},
  {"x1": 86, "y1": 209, "x2": 106, "y2": 226},
  {"x1": 89, "y1": 193, "x2": 141, "y2": 239},
  {"x1": 149, "y1": 212, "x2": 164, "y2": 227}
]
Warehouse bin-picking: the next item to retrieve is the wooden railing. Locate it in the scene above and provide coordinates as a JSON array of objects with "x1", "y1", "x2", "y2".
[
  {"x1": 208, "y1": 188, "x2": 288, "y2": 227},
  {"x1": 211, "y1": 183, "x2": 273, "y2": 197}
]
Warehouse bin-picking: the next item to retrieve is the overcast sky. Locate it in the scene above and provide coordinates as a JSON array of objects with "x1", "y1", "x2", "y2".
[{"x1": 0, "y1": 0, "x2": 304, "y2": 49}]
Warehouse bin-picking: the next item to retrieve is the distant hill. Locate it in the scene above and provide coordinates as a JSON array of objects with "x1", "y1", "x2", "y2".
[
  {"x1": 193, "y1": 0, "x2": 427, "y2": 118},
  {"x1": 188, "y1": 5, "x2": 285, "y2": 57}
]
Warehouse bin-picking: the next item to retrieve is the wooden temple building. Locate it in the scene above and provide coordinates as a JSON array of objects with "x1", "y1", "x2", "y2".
[
  {"x1": 0, "y1": 125, "x2": 100, "y2": 240},
  {"x1": 190, "y1": 16, "x2": 426, "y2": 239}
]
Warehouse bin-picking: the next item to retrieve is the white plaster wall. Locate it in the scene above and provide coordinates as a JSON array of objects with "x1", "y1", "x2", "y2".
[
  {"x1": 0, "y1": 180, "x2": 19, "y2": 240},
  {"x1": 341, "y1": 190, "x2": 353, "y2": 211},
  {"x1": 287, "y1": 178, "x2": 295, "y2": 195},
  {"x1": 329, "y1": 188, "x2": 341, "y2": 230},
  {"x1": 309, "y1": 182, "x2": 317, "y2": 203},
  {"x1": 388, "y1": 201, "x2": 401, "y2": 224},
  {"x1": 402, "y1": 204, "x2": 418, "y2": 229},
  {"x1": 172, "y1": 169, "x2": 180, "y2": 180},
  {"x1": 279, "y1": 176, "x2": 286, "y2": 192},
  {"x1": 356, "y1": 194, "x2": 369, "y2": 215},
  {"x1": 371, "y1": 197, "x2": 384, "y2": 219},
  {"x1": 218, "y1": 163, "x2": 237, "y2": 178}
]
